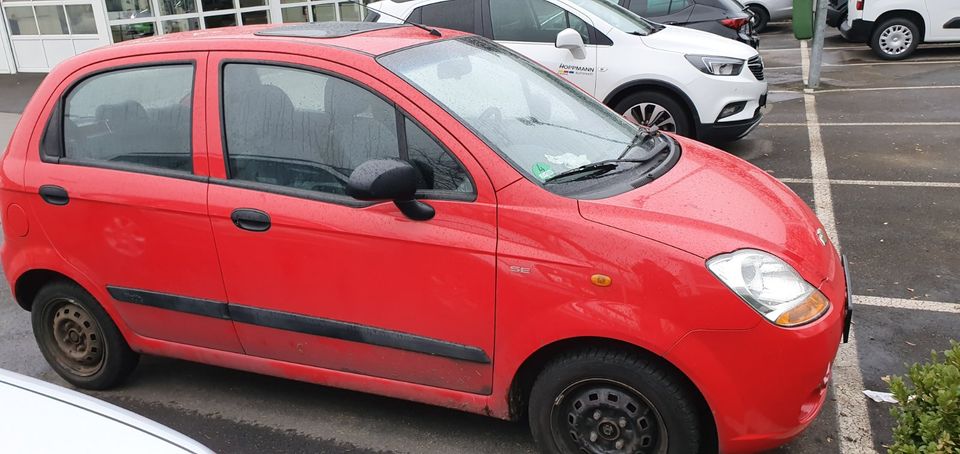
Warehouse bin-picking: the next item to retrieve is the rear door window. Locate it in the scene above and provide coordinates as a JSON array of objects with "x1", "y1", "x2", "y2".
[
  {"x1": 411, "y1": 0, "x2": 477, "y2": 34},
  {"x1": 63, "y1": 65, "x2": 194, "y2": 173}
]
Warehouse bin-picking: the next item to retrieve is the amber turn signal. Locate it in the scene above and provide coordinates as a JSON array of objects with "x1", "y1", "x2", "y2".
[
  {"x1": 775, "y1": 290, "x2": 830, "y2": 327},
  {"x1": 591, "y1": 274, "x2": 613, "y2": 287}
]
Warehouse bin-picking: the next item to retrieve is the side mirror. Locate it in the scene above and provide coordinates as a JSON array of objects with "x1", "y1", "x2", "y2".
[
  {"x1": 347, "y1": 159, "x2": 435, "y2": 221},
  {"x1": 555, "y1": 28, "x2": 585, "y2": 52}
]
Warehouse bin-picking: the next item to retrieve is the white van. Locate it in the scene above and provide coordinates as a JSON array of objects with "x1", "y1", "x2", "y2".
[
  {"x1": 841, "y1": 0, "x2": 960, "y2": 59},
  {"x1": 366, "y1": 0, "x2": 768, "y2": 142}
]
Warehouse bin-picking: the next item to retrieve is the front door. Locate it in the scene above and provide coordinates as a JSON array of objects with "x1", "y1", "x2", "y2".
[
  {"x1": 205, "y1": 53, "x2": 498, "y2": 394},
  {"x1": 924, "y1": 0, "x2": 960, "y2": 40},
  {"x1": 22, "y1": 53, "x2": 243, "y2": 352},
  {"x1": 486, "y1": 0, "x2": 599, "y2": 95},
  {"x1": 1, "y1": 0, "x2": 109, "y2": 72}
]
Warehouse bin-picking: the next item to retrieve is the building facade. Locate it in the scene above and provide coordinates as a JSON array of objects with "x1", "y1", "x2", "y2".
[{"x1": 0, "y1": 0, "x2": 371, "y2": 73}]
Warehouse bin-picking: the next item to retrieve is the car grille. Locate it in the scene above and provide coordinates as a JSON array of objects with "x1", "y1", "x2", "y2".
[{"x1": 748, "y1": 55, "x2": 764, "y2": 80}]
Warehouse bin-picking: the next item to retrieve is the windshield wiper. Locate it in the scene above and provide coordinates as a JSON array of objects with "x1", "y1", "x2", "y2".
[{"x1": 543, "y1": 159, "x2": 646, "y2": 185}]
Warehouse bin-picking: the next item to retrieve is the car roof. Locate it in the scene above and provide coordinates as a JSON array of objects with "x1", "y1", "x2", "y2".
[
  {"x1": 0, "y1": 368, "x2": 212, "y2": 453},
  {"x1": 104, "y1": 22, "x2": 466, "y2": 57}
]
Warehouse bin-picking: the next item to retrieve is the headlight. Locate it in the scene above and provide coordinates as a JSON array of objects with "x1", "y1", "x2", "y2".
[
  {"x1": 685, "y1": 55, "x2": 745, "y2": 76},
  {"x1": 707, "y1": 249, "x2": 830, "y2": 327}
]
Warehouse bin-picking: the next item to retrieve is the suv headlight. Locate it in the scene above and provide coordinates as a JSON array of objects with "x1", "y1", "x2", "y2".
[
  {"x1": 685, "y1": 55, "x2": 745, "y2": 76},
  {"x1": 707, "y1": 249, "x2": 830, "y2": 327}
]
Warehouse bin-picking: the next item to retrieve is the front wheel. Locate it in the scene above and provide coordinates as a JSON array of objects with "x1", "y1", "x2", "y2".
[
  {"x1": 614, "y1": 91, "x2": 693, "y2": 138},
  {"x1": 529, "y1": 349, "x2": 703, "y2": 454},
  {"x1": 870, "y1": 18, "x2": 920, "y2": 60}
]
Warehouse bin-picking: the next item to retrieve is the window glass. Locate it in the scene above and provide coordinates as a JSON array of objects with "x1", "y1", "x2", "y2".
[
  {"x1": 338, "y1": 2, "x2": 362, "y2": 21},
  {"x1": 162, "y1": 18, "x2": 200, "y2": 34},
  {"x1": 242, "y1": 10, "x2": 269, "y2": 24},
  {"x1": 64, "y1": 66, "x2": 194, "y2": 173},
  {"x1": 105, "y1": 0, "x2": 153, "y2": 21},
  {"x1": 565, "y1": 0, "x2": 656, "y2": 34},
  {"x1": 6, "y1": 6, "x2": 39, "y2": 35},
  {"x1": 35, "y1": 6, "x2": 69, "y2": 35},
  {"x1": 405, "y1": 119, "x2": 472, "y2": 193},
  {"x1": 158, "y1": 0, "x2": 196, "y2": 15},
  {"x1": 413, "y1": 0, "x2": 475, "y2": 34},
  {"x1": 222, "y1": 64, "x2": 400, "y2": 196},
  {"x1": 381, "y1": 38, "x2": 645, "y2": 183},
  {"x1": 201, "y1": 0, "x2": 234, "y2": 12},
  {"x1": 65, "y1": 5, "x2": 98, "y2": 34},
  {"x1": 490, "y1": 0, "x2": 589, "y2": 44},
  {"x1": 312, "y1": 4, "x2": 336, "y2": 21},
  {"x1": 630, "y1": 0, "x2": 692, "y2": 16},
  {"x1": 282, "y1": 6, "x2": 308, "y2": 22},
  {"x1": 111, "y1": 22, "x2": 155, "y2": 42},
  {"x1": 204, "y1": 13, "x2": 237, "y2": 28},
  {"x1": 239, "y1": 0, "x2": 266, "y2": 7}
]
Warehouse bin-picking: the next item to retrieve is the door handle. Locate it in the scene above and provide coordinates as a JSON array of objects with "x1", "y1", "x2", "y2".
[
  {"x1": 39, "y1": 185, "x2": 69, "y2": 206},
  {"x1": 231, "y1": 208, "x2": 271, "y2": 232}
]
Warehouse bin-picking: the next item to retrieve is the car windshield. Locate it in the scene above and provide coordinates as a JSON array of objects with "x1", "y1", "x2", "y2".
[
  {"x1": 572, "y1": 0, "x2": 657, "y2": 35},
  {"x1": 379, "y1": 37, "x2": 671, "y2": 187}
]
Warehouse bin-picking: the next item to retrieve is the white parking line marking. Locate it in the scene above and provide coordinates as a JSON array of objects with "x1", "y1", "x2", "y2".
[
  {"x1": 764, "y1": 122, "x2": 960, "y2": 126},
  {"x1": 767, "y1": 59, "x2": 960, "y2": 70},
  {"x1": 762, "y1": 43, "x2": 959, "y2": 52},
  {"x1": 854, "y1": 296, "x2": 960, "y2": 313},
  {"x1": 780, "y1": 178, "x2": 960, "y2": 188},
  {"x1": 801, "y1": 40, "x2": 877, "y2": 454},
  {"x1": 771, "y1": 85, "x2": 960, "y2": 94}
]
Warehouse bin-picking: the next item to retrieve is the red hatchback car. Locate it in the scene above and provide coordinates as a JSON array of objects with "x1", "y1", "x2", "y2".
[{"x1": 1, "y1": 23, "x2": 850, "y2": 454}]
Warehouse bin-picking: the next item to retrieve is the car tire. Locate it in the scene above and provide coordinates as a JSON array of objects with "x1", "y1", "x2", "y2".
[
  {"x1": 614, "y1": 91, "x2": 693, "y2": 138},
  {"x1": 747, "y1": 5, "x2": 770, "y2": 33},
  {"x1": 528, "y1": 348, "x2": 703, "y2": 454},
  {"x1": 870, "y1": 17, "x2": 920, "y2": 60},
  {"x1": 32, "y1": 281, "x2": 139, "y2": 390}
]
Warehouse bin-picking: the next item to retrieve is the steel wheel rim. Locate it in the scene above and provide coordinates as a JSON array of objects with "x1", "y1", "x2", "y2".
[
  {"x1": 45, "y1": 299, "x2": 105, "y2": 377},
  {"x1": 550, "y1": 378, "x2": 668, "y2": 454},
  {"x1": 623, "y1": 103, "x2": 677, "y2": 132},
  {"x1": 879, "y1": 25, "x2": 912, "y2": 55}
]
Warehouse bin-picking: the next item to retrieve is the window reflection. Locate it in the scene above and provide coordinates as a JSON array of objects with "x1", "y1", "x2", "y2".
[{"x1": 105, "y1": 0, "x2": 153, "y2": 21}]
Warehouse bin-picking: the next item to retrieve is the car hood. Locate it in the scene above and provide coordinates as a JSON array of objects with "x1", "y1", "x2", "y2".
[
  {"x1": 578, "y1": 136, "x2": 839, "y2": 286},
  {"x1": 641, "y1": 25, "x2": 757, "y2": 59}
]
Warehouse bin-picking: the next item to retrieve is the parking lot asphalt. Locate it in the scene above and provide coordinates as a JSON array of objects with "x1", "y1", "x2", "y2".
[{"x1": 0, "y1": 23, "x2": 958, "y2": 454}]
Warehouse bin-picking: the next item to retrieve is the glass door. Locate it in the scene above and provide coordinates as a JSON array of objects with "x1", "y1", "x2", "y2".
[{"x1": 2, "y1": 0, "x2": 109, "y2": 72}]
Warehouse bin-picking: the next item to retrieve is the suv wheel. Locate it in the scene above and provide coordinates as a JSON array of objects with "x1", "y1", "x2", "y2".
[
  {"x1": 32, "y1": 281, "x2": 139, "y2": 390},
  {"x1": 614, "y1": 91, "x2": 692, "y2": 137},
  {"x1": 871, "y1": 17, "x2": 920, "y2": 60},
  {"x1": 528, "y1": 349, "x2": 703, "y2": 454},
  {"x1": 747, "y1": 5, "x2": 770, "y2": 33}
]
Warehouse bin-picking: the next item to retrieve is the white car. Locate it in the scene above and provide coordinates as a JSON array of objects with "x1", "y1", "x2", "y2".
[
  {"x1": 0, "y1": 368, "x2": 212, "y2": 454},
  {"x1": 743, "y1": 0, "x2": 793, "y2": 32},
  {"x1": 366, "y1": 0, "x2": 768, "y2": 142},
  {"x1": 841, "y1": 0, "x2": 960, "y2": 60}
]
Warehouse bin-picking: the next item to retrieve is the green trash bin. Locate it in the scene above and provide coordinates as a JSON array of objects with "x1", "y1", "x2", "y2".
[{"x1": 793, "y1": 0, "x2": 813, "y2": 39}]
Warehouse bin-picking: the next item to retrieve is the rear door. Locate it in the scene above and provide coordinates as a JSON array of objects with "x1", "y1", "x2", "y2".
[
  {"x1": 204, "y1": 52, "x2": 498, "y2": 394},
  {"x1": 22, "y1": 53, "x2": 243, "y2": 352},
  {"x1": 483, "y1": 0, "x2": 599, "y2": 95},
  {"x1": 924, "y1": 0, "x2": 960, "y2": 41}
]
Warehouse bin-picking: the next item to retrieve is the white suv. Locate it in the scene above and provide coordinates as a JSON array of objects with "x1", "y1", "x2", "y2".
[
  {"x1": 842, "y1": 0, "x2": 960, "y2": 60},
  {"x1": 366, "y1": 0, "x2": 768, "y2": 142}
]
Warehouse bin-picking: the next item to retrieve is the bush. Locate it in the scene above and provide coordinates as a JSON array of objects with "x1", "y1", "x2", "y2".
[{"x1": 886, "y1": 341, "x2": 960, "y2": 454}]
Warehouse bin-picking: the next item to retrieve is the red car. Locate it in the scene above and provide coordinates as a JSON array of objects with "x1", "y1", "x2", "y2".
[{"x1": 0, "y1": 22, "x2": 850, "y2": 454}]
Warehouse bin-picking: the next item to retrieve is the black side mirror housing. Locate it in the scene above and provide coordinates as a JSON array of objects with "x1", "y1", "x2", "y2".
[{"x1": 347, "y1": 159, "x2": 435, "y2": 221}]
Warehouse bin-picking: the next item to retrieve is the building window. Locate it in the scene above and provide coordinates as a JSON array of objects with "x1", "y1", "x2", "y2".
[
  {"x1": 4, "y1": 3, "x2": 99, "y2": 36},
  {"x1": 279, "y1": 0, "x2": 367, "y2": 25}
]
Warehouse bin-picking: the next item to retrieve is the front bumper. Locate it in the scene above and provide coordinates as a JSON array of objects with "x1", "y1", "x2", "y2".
[
  {"x1": 697, "y1": 102, "x2": 765, "y2": 143},
  {"x1": 665, "y1": 263, "x2": 849, "y2": 453},
  {"x1": 840, "y1": 19, "x2": 874, "y2": 42}
]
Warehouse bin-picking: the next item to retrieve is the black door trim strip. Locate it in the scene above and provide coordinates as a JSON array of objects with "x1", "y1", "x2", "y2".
[{"x1": 107, "y1": 286, "x2": 490, "y2": 364}]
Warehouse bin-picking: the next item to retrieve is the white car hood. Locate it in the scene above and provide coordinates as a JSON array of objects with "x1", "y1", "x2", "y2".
[{"x1": 640, "y1": 25, "x2": 757, "y2": 59}]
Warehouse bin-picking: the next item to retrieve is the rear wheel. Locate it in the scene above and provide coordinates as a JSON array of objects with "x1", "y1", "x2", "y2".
[
  {"x1": 32, "y1": 281, "x2": 139, "y2": 390},
  {"x1": 747, "y1": 5, "x2": 770, "y2": 33},
  {"x1": 528, "y1": 349, "x2": 703, "y2": 454},
  {"x1": 614, "y1": 91, "x2": 693, "y2": 138},
  {"x1": 870, "y1": 17, "x2": 920, "y2": 60}
]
